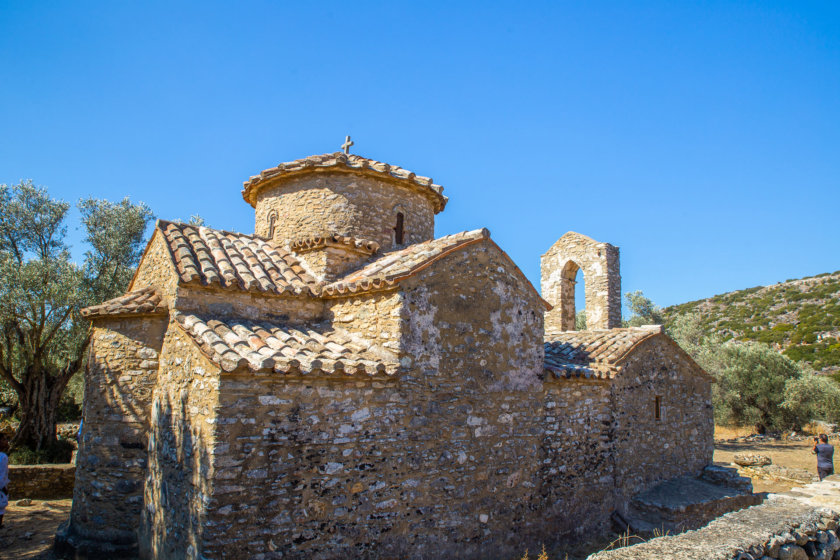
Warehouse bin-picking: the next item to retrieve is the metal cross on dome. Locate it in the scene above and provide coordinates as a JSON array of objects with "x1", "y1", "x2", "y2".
[{"x1": 341, "y1": 135, "x2": 354, "y2": 155}]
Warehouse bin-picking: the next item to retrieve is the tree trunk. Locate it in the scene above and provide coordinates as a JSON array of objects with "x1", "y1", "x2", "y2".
[{"x1": 11, "y1": 367, "x2": 67, "y2": 451}]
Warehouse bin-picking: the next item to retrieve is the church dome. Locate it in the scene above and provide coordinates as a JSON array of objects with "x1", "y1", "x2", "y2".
[{"x1": 243, "y1": 152, "x2": 447, "y2": 251}]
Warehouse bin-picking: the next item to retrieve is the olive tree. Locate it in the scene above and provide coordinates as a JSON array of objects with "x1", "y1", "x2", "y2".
[
  {"x1": 624, "y1": 290, "x2": 664, "y2": 326},
  {"x1": 0, "y1": 180, "x2": 153, "y2": 451}
]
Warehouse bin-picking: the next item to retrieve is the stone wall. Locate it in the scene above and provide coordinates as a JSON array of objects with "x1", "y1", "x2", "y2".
[
  {"x1": 611, "y1": 336, "x2": 714, "y2": 504},
  {"x1": 588, "y1": 476, "x2": 840, "y2": 560},
  {"x1": 130, "y1": 230, "x2": 181, "y2": 299},
  {"x1": 401, "y1": 240, "x2": 546, "y2": 391},
  {"x1": 146, "y1": 241, "x2": 560, "y2": 560},
  {"x1": 327, "y1": 290, "x2": 403, "y2": 355},
  {"x1": 138, "y1": 324, "x2": 220, "y2": 560},
  {"x1": 68, "y1": 315, "x2": 167, "y2": 546},
  {"x1": 294, "y1": 244, "x2": 375, "y2": 283},
  {"x1": 8, "y1": 464, "x2": 75, "y2": 499},
  {"x1": 254, "y1": 173, "x2": 436, "y2": 251},
  {"x1": 117, "y1": 241, "x2": 714, "y2": 559},
  {"x1": 540, "y1": 379, "x2": 616, "y2": 536},
  {"x1": 175, "y1": 285, "x2": 324, "y2": 323},
  {"x1": 541, "y1": 232, "x2": 621, "y2": 332}
]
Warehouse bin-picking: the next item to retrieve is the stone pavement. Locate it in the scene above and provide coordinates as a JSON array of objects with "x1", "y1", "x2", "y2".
[{"x1": 588, "y1": 475, "x2": 840, "y2": 560}]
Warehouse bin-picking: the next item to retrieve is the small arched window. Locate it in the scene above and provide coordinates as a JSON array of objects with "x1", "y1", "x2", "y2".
[
  {"x1": 267, "y1": 210, "x2": 278, "y2": 239},
  {"x1": 394, "y1": 212, "x2": 404, "y2": 245}
]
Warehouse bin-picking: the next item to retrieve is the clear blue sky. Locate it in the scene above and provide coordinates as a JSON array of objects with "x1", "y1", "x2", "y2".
[{"x1": 1, "y1": 1, "x2": 838, "y2": 309}]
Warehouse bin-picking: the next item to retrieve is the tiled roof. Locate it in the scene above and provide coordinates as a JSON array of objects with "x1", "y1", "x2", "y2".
[
  {"x1": 174, "y1": 312, "x2": 401, "y2": 376},
  {"x1": 241, "y1": 152, "x2": 448, "y2": 213},
  {"x1": 320, "y1": 229, "x2": 490, "y2": 297},
  {"x1": 157, "y1": 220, "x2": 319, "y2": 296},
  {"x1": 82, "y1": 286, "x2": 167, "y2": 319},
  {"x1": 544, "y1": 326, "x2": 663, "y2": 380},
  {"x1": 290, "y1": 234, "x2": 379, "y2": 256}
]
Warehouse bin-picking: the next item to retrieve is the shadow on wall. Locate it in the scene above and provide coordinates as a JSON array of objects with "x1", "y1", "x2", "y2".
[{"x1": 139, "y1": 386, "x2": 211, "y2": 559}]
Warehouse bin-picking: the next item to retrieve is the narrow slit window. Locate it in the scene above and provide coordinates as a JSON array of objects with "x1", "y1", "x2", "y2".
[
  {"x1": 267, "y1": 211, "x2": 278, "y2": 239},
  {"x1": 394, "y1": 212, "x2": 404, "y2": 245},
  {"x1": 654, "y1": 396, "x2": 662, "y2": 421}
]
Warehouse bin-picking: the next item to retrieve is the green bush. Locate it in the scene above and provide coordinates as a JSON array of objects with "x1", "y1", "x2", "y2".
[
  {"x1": 782, "y1": 373, "x2": 840, "y2": 426},
  {"x1": 56, "y1": 397, "x2": 82, "y2": 422},
  {"x1": 9, "y1": 437, "x2": 74, "y2": 465}
]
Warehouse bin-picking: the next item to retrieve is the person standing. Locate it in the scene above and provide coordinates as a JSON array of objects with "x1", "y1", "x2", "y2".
[
  {"x1": 813, "y1": 433, "x2": 835, "y2": 481},
  {"x1": 0, "y1": 433, "x2": 8, "y2": 528}
]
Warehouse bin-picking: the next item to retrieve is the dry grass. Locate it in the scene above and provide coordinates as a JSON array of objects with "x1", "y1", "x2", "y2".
[
  {"x1": 715, "y1": 423, "x2": 828, "y2": 441},
  {"x1": 714, "y1": 425, "x2": 755, "y2": 440},
  {"x1": 802, "y1": 422, "x2": 829, "y2": 436},
  {"x1": 519, "y1": 545, "x2": 552, "y2": 560}
]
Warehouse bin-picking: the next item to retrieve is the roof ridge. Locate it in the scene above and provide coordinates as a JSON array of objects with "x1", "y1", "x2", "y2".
[
  {"x1": 81, "y1": 286, "x2": 167, "y2": 319},
  {"x1": 544, "y1": 327, "x2": 665, "y2": 369},
  {"x1": 241, "y1": 152, "x2": 447, "y2": 212},
  {"x1": 320, "y1": 228, "x2": 491, "y2": 297},
  {"x1": 157, "y1": 219, "x2": 263, "y2": 241}
]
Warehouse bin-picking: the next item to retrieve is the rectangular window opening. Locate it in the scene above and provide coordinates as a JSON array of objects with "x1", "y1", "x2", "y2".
[{"x1": 655, "y1": 396, "x2": 662, "y2": 421}]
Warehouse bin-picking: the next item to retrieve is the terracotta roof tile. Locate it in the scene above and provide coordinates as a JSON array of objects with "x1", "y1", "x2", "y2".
[
  {"x1": 321, "y1": 229, "x2": 490, "y2": 297},
  {"x1": 174, "y1": 312, "x2": 400, "y2": 376},
  {"x1": 158, "y1": 220, "x2": 320, "y2": 296},
  {"x1": 543, "y1": 326, "x2": 663, "y2": 380},
  {"x1": 241, "y1": 152, "x2": 447, "y2": 213},
  {"x1": 290, "y1": 234, "x2": 380, "y2": 256},
  {"x1": 81, "y1": 286, "x2": 167, "y2": 319}
]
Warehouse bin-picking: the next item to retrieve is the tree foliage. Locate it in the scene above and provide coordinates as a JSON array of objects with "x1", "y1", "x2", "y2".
[
  {"x1": 782, "y1": 372, "x2": 840, "y2": 427},
  {"x1": 0, "y1": 180, "x2": 153, "y2": 451},
  {"x1": 669, "y1": 311, "x2": 840, "y2": 432},
  {"x1": 712, "y1": 342, "x2": 802, "y2": 433},
  {"x1": 624, "y1": 290, "x2": 664, "y2": 327},
  {"x1": 575, "y1": 310, "x2": 587, "y2": 330}
]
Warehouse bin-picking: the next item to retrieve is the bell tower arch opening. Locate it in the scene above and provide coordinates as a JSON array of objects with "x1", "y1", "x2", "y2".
[{"x1": 541, "y1": 231, "x2": 621, "y2": 333}]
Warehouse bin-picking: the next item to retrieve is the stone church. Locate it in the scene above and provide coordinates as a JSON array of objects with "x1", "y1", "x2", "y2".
[{"x1": 57, "y1": 148, "x2": 714, "y2": 559}]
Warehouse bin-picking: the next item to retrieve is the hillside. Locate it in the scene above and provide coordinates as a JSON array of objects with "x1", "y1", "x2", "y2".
[{"x1": 664, "y1": 271, "x2": 840, "y2": 375}]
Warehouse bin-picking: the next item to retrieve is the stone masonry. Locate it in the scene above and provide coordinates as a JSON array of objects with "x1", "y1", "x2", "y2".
[
  {"x1": 58, "y1": 150, "x2": 714, "y2": 559},
  {"x1": 541, "y1": 231, "x2": 621, "y2": 332},
  {"x1": 588, "y1": 475, "x2": 840, "y2": 560}
]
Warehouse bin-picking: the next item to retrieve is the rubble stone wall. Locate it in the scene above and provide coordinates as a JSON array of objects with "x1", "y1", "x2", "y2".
[
  {"x1": 541, "y1": 232, "x2": 621, "y2": 332},
  {"x1": 294, "y1": 245, "x2": 374, "y2": 282},
  {"x1": 401, "y1": 240, "x2": 546, "y2": 392},
  {"x1": 138, "y1": 324, "x2": 220, "y2": 560},
  {"x1": 9, "y1": 464, "x2": 75, "y2": 499},
  {"x1": 69, "y1": 315, "x2": 167, "y2": 544},
  {"x1": 588, "y1": 481, "x2": 840, "y2": 560},
  {"x1": 540, "y1": 379, "x2": 616, "y2": 536},
  {"x1": 327, "y1": 290, "x2": 403, "y2": 354},
  {"x1": 175, "y1": 285, "x2": 324, "y2": 323},
  {"x1": 175, "y1": 242, "x2": 558, "y2": 559},
  {"x1": 254, "y1": 172, "x2": 436, "y2": 251},
  {"x1": 611, "y1": 336, "x2": 714, "y2": 504},
  {"x1": 131, "y1": 230, "x2": 181, "y2": 301}
]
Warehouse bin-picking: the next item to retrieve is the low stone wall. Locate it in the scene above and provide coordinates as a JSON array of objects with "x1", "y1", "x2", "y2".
[
  {"x1": 588, "y1": 475, "x2": 840, "y2": 560},
  {"x1": 8, "y1": 464, "x2": 75, "y2": 499}
]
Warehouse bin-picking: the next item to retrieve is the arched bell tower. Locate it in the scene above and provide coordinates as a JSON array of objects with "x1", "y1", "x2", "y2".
[{"x1": 541, "y1": 232, "x2": 621, "y2": 333}]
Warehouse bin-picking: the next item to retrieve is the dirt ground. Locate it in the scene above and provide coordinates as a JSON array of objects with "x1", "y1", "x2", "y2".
[
  {"x1": 713, "y1": 438, "x2": 822, "y2": 492},
  {"x1": 0, "y1": 430, "x2": 829, "y2": 559},
  {"x1": 0, "y1": 499, "x2": 68, "y2": 559},
  {"x1": 712, "y1": 425, "x2": 829, "y2": 493}
]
